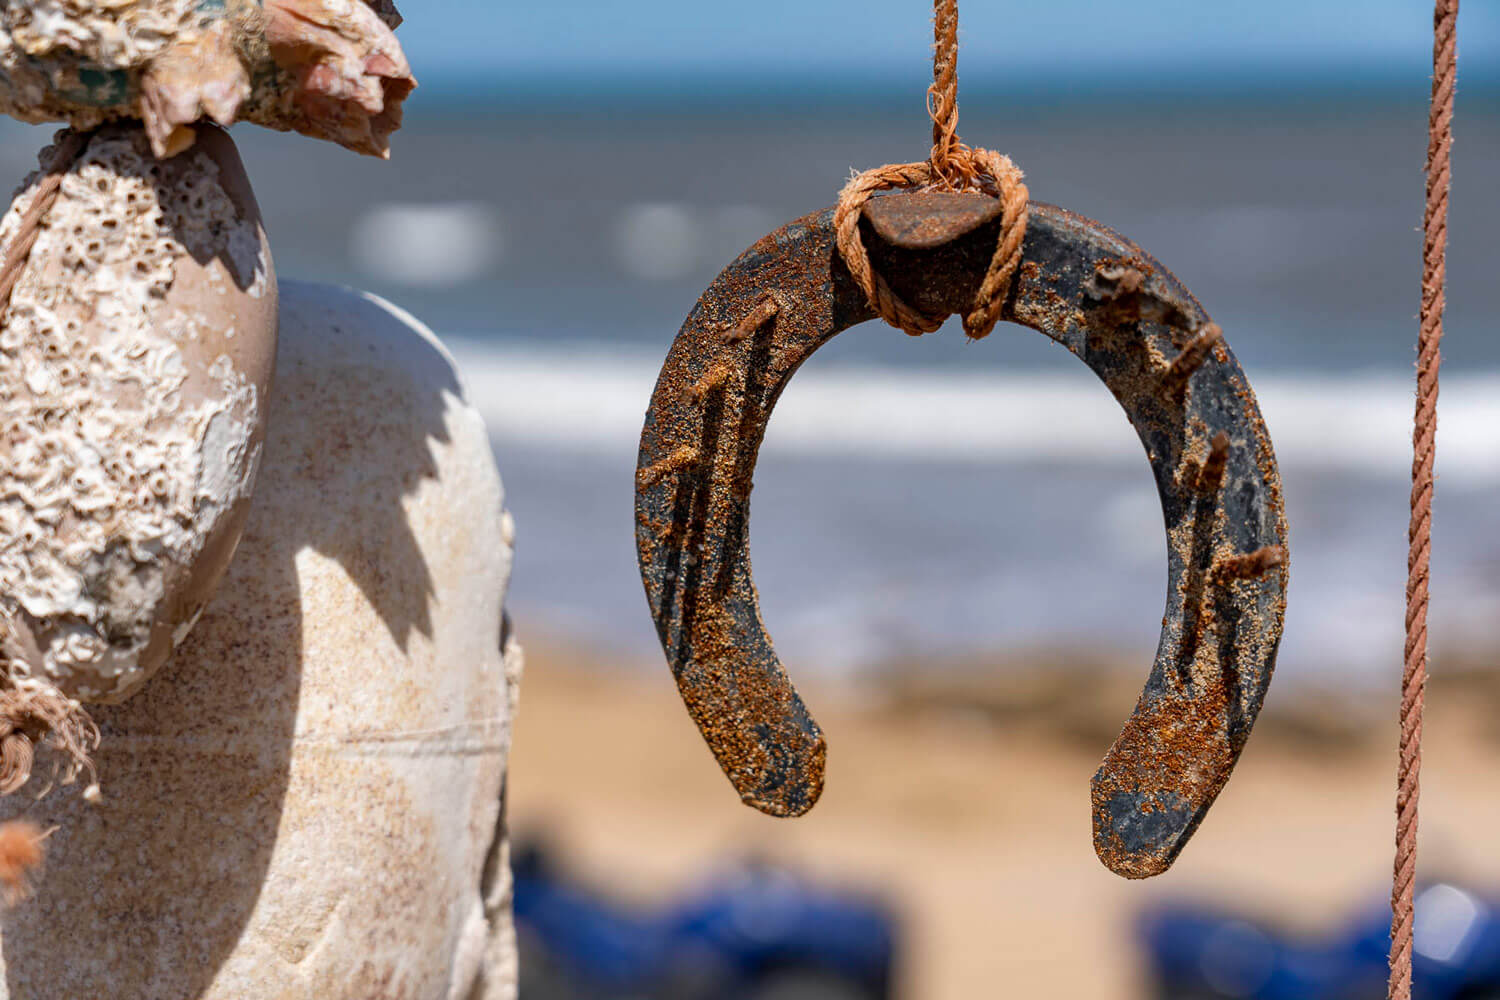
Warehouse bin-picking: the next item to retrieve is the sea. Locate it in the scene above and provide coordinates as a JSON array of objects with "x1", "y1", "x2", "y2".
[{"x1": 3, "y1": 77, "x2": 1497, "y2": 694}]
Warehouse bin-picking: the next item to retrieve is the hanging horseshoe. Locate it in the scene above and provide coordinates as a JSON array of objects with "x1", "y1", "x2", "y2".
[{"x1": 635, "y1": 191, "x2": 1288, "y2": 879}]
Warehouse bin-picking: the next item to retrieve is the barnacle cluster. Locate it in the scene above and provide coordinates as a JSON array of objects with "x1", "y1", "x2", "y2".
[{"x1": 0, "y1": 129, "x2": 267, "y2": 785}]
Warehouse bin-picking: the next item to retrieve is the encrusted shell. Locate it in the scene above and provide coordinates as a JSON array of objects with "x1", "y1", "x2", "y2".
[
  {"x1": 0, "y1": 0, "x2": 413, "y2": 158},
  {"x1": 0, "y1": 123, "x2": 277, "y2": 714}
]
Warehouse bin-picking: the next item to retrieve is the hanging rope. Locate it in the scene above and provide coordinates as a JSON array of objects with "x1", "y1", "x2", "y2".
[
  {"x1": 833, "y1": 0, "x2": 1029, "y2": 341},
  {"x1": 1389, "y1": 2, "x2": 1458, "y2": 997},
  {"x1": 927, "y1": 0, "x2": 964, "y2": 183}
]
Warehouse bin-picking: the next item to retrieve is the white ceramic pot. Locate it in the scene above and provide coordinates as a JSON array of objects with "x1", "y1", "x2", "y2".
[{"x1": 0, "y1": 282, "x2": 520, "y2": 1000}]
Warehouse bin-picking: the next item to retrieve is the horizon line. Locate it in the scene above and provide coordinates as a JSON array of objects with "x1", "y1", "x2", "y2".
[{"x1": 406, "y1": 61, "x2": 1500, "y2": 110}]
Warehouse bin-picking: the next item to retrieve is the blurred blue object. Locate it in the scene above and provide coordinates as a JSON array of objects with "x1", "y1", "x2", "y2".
[
  {"x1": 512, "y1": 840, "x2": 899, "y2": 1000},
  {"x1": 1140, "y1": 882, "x2": 1500, "y2": 1000}
]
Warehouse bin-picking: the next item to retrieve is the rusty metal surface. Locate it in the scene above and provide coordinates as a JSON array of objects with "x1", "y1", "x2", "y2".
[
  {"x1": 862, "y1": 190, "x2": 1004, "y2": 249},
  {"x1": 635, "y1": 191, "x2": 1289, "y2": 879}
]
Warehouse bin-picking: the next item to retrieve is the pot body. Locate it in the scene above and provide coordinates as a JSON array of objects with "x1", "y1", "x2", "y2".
[{"x1": 0, "y1": 282, "x2": 520, "y2": 999}]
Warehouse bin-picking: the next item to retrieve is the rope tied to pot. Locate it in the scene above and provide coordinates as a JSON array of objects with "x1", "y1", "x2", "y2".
[{"x1": 0, "y1": 133, "x2": 101, "y2": 803}]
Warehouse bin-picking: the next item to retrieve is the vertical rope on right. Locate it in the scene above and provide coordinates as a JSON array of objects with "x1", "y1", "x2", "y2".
[{"x1": 1389, "y1": 1, "x2": 1458, "y2": 997}]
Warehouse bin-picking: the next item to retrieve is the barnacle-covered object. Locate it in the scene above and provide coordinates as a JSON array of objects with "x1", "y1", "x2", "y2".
[
  {"x1": 0, "y1": 0, "x2": 413, "y2": 158},
  {"x1": 0, "y1": 282, "x2": 520, "y2": 998},
  {"x1": 0, "y1": 123, "x2": 277, "y2": 792}
]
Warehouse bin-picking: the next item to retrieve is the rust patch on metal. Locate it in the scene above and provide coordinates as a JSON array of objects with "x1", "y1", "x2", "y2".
[
  {"x1": 1216, "y1": 545, "x2": 1288, "y2": 583},
  {"x1": 636, "y1": 446, "x2": 701, "y2": 490},
  {"x1": 688, "y1": 361, "x2": 732, "y2": 401},
  {"x1": 1163, "y1": 323, "x2": 1226, "y2": 397},
  {"x1": 723, "y1": 294, "x2": 780, "y2": 344},
  {"x1": 1086, "y1": 258, "x2": 1197, "y2": 332},
  {"x1": 1196, "y1": 431, "x2": 1232, "y2": 495},
  {"x1": 636, "y1": 191, "x2": 1289, "y2": 876}
]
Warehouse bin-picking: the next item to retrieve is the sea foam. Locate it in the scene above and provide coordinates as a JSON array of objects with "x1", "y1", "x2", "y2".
[{"x1": 448, "y1": 339, "x2": 1500, "y2": 483}]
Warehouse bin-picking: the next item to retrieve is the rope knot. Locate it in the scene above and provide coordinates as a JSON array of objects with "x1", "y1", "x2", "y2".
[
  {"x1": 833, "y1": 147, "x2": 1029, "y2": 342},
  {"x1": 833, "y1": 0, "x2": 1029, "y2": 341}
]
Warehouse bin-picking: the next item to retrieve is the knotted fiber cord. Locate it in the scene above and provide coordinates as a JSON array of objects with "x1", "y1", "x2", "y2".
[
  {"x1": 834, "y1": 0, "x2": 1028, "y2": 340},
  {"x1": 1389, "y1": 2, "x2": 1458, "y2": 997}
]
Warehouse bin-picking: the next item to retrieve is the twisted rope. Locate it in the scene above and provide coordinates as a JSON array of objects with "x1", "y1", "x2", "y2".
[
  {"x1": 1389, "y1": 2, "x2": 1458, "y2": 997},
  {"x1": 927, "y1": 0, "x2": 963, "y2": 183},
  {"x1": 0, "y1": 734, "x2": 33, "y2": 797},
  {"x1": 0, "y1": 131, "x2": 87, "y2": 313},
  {"x1": 833, "y1": 0, "x2": 1029, "y2": 341}
]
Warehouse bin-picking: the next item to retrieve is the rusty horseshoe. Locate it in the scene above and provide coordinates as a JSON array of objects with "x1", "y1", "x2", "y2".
[{"x1": 635, "y1": 191, "x2": 1288, "y2": 879}]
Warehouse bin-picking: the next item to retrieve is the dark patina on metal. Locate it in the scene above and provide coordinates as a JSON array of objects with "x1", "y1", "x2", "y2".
[{"x1": 635, "y1": 191, "x2": 1288, "y2": 879}]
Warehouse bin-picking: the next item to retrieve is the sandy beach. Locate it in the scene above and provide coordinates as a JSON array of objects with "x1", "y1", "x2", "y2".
[{"x1": 508, "y1": 634, "x2": 1500, "y2": 999}]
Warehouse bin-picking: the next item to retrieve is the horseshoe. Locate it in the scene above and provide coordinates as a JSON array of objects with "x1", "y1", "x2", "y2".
[{"x1": 635, "y1": 191, "x2": 1288, "y2": 879}]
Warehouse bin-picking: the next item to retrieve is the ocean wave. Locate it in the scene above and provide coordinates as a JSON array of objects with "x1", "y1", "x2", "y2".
[
  {"x1": 351, "y1": 203, "x2": 503, "y2": 287},
  {"x1": 446, "y1": 339, "x2": 1500, "y2": 485}
]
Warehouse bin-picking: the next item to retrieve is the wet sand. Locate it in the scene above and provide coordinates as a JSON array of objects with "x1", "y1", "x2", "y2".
[{"x1": 508, "y1": 635, "x2": 1500, "y2": 999}]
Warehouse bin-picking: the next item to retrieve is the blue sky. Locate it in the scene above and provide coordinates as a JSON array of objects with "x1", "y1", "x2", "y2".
[{"x1": 400, "y1": 1, "x2": 1498, "y2": 88}]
